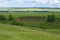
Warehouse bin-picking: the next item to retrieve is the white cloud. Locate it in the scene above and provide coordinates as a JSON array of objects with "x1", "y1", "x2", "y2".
[
  {"x1": 36, "y1": 0, "x2": 48, "y2": 4},
  {"x1": 0, "y1": 3, "x2": 3, "y2": 6},
  {"x1": 0, "y1": 0, "x2": 60, "y2": 7},
  {"x1": 54, "y1": 0, "x2": 60, "y2": 3}
]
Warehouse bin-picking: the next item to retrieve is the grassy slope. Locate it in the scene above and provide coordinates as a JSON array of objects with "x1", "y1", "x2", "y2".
[{"x1": 0, "y1": 23, "x2": 60, "y2": 40}]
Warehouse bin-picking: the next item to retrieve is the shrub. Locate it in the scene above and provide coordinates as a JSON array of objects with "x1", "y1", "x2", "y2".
[
  {"x1": 11, "y1": 20, "x2": 20, "y2": 25},
  {"x1": 20, "y1": 23, "x2": 23, "y2": 26},
  {"x1": 47, "y1": 14, "x2": 56, "y2": 22},
  {"x1": 8, "y1": 15, "x2": 14, "y2": 21},
  {"x1": 0, "y1": 15, "x2": 6, "y2": 20},
  {"x1": 30, "y1": 23, "x2": 36, "y2": 27},
  {"x1": 11, "y1": 20, "x2": 23, "y2": 26}
]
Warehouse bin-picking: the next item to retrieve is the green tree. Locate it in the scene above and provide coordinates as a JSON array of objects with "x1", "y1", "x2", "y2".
[
  {"x1": 47, "y1": 14, "x2": 56, "y2": 22},
  {"x1": 8, "y1": 15, "x2": 14, "y2": 21},
  {"x1": 0, "y1": 15, "x2": 6, "y2": 20}
]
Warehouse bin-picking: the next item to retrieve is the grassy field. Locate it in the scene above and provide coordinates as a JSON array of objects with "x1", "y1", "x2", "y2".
[
  {"x1": 0, "y1": 11, "x2": 60, "y2": 18},
  {"x1": 0, "y1": 23, "x2": 60, "y2": 40},
  {"x1": 0, "y1": 11, "x2": 60, "y2": 29},
  {"x1": 0, "y1": 11, "x2": 60, "y2": 40}
]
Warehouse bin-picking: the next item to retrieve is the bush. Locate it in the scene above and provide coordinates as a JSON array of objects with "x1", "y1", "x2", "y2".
[
  {"x1": 11, "y1": 20, "x2": 23, "y2": 26},
  {"x1": 8, "y1": 15, "x2": 14, "y2": 21},
  {"x1": 0, "y1": 15, "x2": 6, "y2": 20},
  {"x1": 30, "y1": 23, "x2": 36, "y2": 27},
  {"x1": 47, "y1": 14, "x2": 56, "y2": 22},
  {"x1": 20, "y1": 23, "x2": 23, "y2": 26},
  {"x1": 11, "y1": 20, "x2": 19, "y2": 25}
]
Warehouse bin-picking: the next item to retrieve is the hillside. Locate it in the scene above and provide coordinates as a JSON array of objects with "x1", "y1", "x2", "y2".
[{"x1": 0, "y1": 23, "x2": 60, "y2": 40}]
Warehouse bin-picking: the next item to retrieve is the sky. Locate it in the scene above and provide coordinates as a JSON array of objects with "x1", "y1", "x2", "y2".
[{"x1": 0, "y1": 0, "x2": 60, "y2": 8}]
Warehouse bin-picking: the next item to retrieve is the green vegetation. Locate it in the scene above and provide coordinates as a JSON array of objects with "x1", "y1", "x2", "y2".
[
  {"x1": 0, "y1": 15, "x2": 6, "y2": 20},
  {"x1": 0, "y1": 10, "x2": 60, "y2": 40},
  {"x1": 8, "y1": 15, "x2": 14, "y2": 21},
  {"x1": 0, "y1": 11, "x2": 60, "y2": 29},
  {"x1": 0, "y1": 23, "x2": 60, "y2": 40},
  {"x1": 47, "y1": 14, "x2": 56, "y2": 22}
]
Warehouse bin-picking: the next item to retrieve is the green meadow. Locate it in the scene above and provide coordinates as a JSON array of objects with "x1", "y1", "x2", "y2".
[
  {"x1": 0, "y1": 11, "x2": 60, "y2": 40},
  {"x1": 0, "y1": 23, "x2": 60, "y2": 40},
  {"x1": 0, "y1": 11, "x2": 60, "y2": 18}
]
